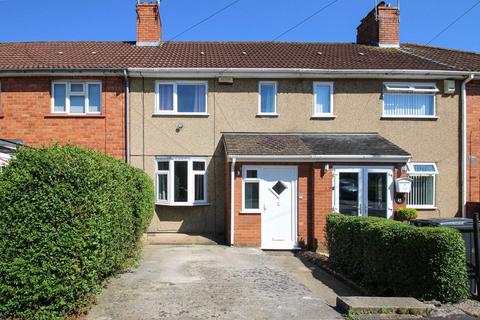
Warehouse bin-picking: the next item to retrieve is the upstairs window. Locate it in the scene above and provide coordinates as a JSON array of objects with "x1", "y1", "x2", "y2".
[
  {"x1": 156, "y1": 81, "x2": 208, "y2": 115},
  {"x1": 155, "y1": 157, "x2": 207, "y2": 205},
  {"x1": 313, "y1": 82, "x2": 334, "y2": 117},
  {"x1": 407, "y1": 163, "x2": 438, "y2": 209},
  {"x1": 258, "y1": 82, "x2": 277, "y2": 115},
  {"x1": 383, "y1": 83, "x2": 438, "y2": 118},
  {"x1": 52, "y1": 81, "x2": 102, "y2": 114}
]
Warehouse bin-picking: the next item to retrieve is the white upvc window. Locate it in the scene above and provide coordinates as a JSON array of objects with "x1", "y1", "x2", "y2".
[
  {"x1": 258, "y1": 81, "x2": 278, "y2": 115},
  {"x1": 155, "y1": 81, "x2": 208, "y2": 115},
  {"x1": 242, "y1": 167, "x2": 260, "y2": 213},
  {"x1": 383, "y1": 82, "x2": 438, "y2": 118},
  {"x1": 51, "y1": 81, "x2": 102, "y2": 114},
  {"x1": 407, "y1": 163, "x2": 438, "y2": 209},
  {"x1": 313, "y1": 82, "x2": 334, "y2": 117},
  {"x1": 155, "y1": 157, "x2": 208, "y2": 206}
]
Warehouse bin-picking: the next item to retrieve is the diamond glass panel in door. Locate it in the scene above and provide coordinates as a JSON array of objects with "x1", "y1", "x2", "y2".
[
  {"x1": 177, "y1": 84, "x2": 206, "y2": 113},
  {"x1": 367, "y1": 173, "x2": 387, "y2": 218},
  {"x1": 339, "y1": 172, "x2": 359, "y2": 215},
  {"x1": 272, "y1": 181, "x2": 287, "y2": 196},
  {"x1": 174, "y1": 161, "x2": 188, "y2": 202}
]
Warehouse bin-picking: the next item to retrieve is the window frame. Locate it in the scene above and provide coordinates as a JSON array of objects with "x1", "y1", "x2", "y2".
[
  {"x1": 382, "y1": 82, "x2": 438, "y2": 119},
  {"x1": 51, "y1": 81, "x2": 102, "y2": 115},
  {"x1": 258, "y1": 81, "x2": 278, "y2": 116},
  {"x1": 154, "y1": 81, "x2": 209, "y2": 115},
  {"x1": 312, "y1": 82, "x2": 334, "y2": 117},
  {"x1": 407, "y1": 162, "x2": 438, "y2": 209},
  {"x1": 155, "y1": 157, "x2": 208, "y2": 206},
  {"x1": 242, "y1": 167, "x2": 261, "y2": 214}
]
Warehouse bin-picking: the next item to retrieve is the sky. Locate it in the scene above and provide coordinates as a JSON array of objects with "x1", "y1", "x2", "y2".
[{"x1": 0, "y1": 0, "x2": 479, "y2": 52}]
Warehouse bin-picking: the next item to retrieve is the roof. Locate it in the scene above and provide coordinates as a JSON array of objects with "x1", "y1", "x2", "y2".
[
  {"x1": 0, "y1": 41, "x2": 478, "y2": 72},
  {"x1": 222, "y1": 133, "x2": 410, "y2": 159}
]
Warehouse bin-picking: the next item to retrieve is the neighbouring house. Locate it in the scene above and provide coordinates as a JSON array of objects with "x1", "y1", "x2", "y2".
[
  {"x1": 1, "y1": 0, "x2": 480, "y2": 249},
  {"x1": 0, "y1": 47, "x2": 127, "y2": 160}
]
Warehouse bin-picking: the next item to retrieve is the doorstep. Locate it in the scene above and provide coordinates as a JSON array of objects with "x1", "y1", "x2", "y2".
[
  {"x1": 336, "y1": 296, "x2": 431, "y2": 316},
  {"x1": 144, "y1": 233, "x2": 220, "y2": 245}
]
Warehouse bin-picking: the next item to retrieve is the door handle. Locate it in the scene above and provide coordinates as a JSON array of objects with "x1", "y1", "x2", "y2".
[{"x1": 264, "y1": 204, "x2": 267, "y2": 211}]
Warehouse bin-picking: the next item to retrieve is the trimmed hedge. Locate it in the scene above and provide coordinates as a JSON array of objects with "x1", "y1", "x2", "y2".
[
  {"x1": 326, "y1": 214, "x2": 469, "y2": 303},
  {"x1": 0, "y1": 145, "x2": 155, "y2": 320}
]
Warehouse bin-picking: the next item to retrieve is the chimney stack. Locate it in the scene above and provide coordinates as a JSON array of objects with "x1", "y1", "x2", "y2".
[
  {"x1": 136, "y1": 0, "x2": 162, "y2": 46},
  {"x1": 357, "y1": 1, "x2": 400, "y2": 48}
]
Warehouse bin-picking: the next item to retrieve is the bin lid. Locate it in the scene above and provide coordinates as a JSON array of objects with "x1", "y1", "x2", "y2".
[{"x1": 411, "y1": 218, "x2": 473, "y2": 227}]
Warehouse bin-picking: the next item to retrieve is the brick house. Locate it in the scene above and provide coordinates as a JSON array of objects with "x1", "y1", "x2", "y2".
[{"x1": 1, "y1": 1, "x2": 480, "y2": 249}]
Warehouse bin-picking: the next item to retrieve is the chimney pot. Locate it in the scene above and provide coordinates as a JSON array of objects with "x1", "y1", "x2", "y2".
[
  {"x1": 136, "y1": 0, "x2": 162, "y2": 46},
  {"x1": 357, "y1": 1, "x2": 400, "y2": 48}
]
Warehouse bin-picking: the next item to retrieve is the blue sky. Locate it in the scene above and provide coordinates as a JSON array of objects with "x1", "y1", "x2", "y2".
[{"x1": 0, "y1": 0, "x2": 479, "y2": 52}]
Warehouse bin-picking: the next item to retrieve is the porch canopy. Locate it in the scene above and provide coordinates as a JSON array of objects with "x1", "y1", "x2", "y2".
[{"x1": 223, "y1": 133, "x2": 411, "y2": 163}]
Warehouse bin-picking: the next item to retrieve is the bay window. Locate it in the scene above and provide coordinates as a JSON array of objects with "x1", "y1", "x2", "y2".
[
  {"x1": 52, "y1": 81, "x2": 102, "y2": 114},
  {"x1": 407, "y1": 163, "x2": 438, "y2": 209},
  {"x1": 383, "y1": 82, "x2": 438, "y2": 118},
  {"x1": 155, "y1": 81, "x2": 208, "y2": 114},
  {"x1": 156, "y1": 157, "x2": 207, "y2": 205}
]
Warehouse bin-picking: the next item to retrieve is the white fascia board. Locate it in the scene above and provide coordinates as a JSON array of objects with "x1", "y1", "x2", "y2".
[
  {"x1": 127, "y1": 68, "x2": 478, "y2": 79},
  {"x1": 227, "y1": 154, "x2": 411, "y2": 163}
]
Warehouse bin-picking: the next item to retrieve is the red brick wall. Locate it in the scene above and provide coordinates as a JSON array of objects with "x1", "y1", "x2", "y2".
[
  {"x1": 0, "y1": 77, "x2": 125, "y2": 160},
  {"x1": 357, "y1": 4, "x2": 399, "y2": 47},
  {"x1": 467, "y1": 81, "x2": 480, "y2": 216},
  {"x1": 312, "y1": 164, "x2": 333, "y2": 251},
  {"x1": 136, "y1": 2, "x2": 162, "y2": 44}
]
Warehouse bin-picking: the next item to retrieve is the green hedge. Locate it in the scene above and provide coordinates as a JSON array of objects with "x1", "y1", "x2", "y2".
[
  {"x1": 326, "y1": 214, "x2": 469, "y2": 303},
  {"x1": 0, "y1": 145, "x2": 155, "y2": 320}
]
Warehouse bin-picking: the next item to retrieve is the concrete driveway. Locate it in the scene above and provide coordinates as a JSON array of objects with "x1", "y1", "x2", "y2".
[{"x1": 87, "y1": 245, "x2": 343, "y2": 320}]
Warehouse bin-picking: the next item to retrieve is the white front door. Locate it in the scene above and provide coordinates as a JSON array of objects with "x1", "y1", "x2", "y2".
[
  {"x1": 333, "y1": 167, "x2": 394, "y2": 218},
  {"x1": 258, "y1": 166, "x2": 298, "y2": 250}
]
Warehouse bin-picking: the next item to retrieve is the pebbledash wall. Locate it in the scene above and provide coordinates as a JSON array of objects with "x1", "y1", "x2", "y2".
[
  {"x1": 129, "y1": 77, "x2": 461, "y2": 243},
  {"x1": 0, "y1": 77, "x2": 126, "y2": 160}
]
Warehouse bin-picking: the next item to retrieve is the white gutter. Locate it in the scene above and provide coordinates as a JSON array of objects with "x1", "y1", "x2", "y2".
[
  {"x1": 127, "y1": 68, "x2": 477, "y2": 79},
  {"x1": 123, "y1": 70, "x2": 130, "y2": 164},
  {"x1": 230, "y1": 158, "x2": 236, "y2": 246},
  {"x1": 462, "y1": 74, "x2": 475, "y2": 218},
  {"x1": 227, "y1": 154, "x2": 411, "y2": 163}
]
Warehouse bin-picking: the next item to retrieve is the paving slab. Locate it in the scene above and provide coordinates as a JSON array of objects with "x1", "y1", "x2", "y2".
[
  {"x1": 87, "y1": 245, "x2": 343, "y2": 320},
  {"x1": 337, "y1": 296, "x2": 431, "y2": 316}
]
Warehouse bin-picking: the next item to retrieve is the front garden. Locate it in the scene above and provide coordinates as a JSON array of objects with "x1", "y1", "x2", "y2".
[
  {"x1": 325, "y1": 213, "x2": 469, "y2": 303},
  {"x1": 0, "y1": 145, "x2": 155, "y2": 320}
]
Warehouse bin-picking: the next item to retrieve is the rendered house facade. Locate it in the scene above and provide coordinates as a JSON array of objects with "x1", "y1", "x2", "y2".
[{"x1": 1, "y1": 1, "x2": 480, "y2": 249}]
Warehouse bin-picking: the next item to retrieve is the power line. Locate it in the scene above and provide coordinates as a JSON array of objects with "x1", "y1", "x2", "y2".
[
  {"x1": 165, "y1": 0, "x2": 242, "y2": 42},
  {"x1": 272, "y1": 0, "x2": 340, "y2": 41},
  {"x1": 426, "y1": 0, "x2": 480, "y2": 45}
]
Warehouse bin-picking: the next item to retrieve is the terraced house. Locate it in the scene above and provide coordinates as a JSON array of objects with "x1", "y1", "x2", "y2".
[{"x1": 1, "y1": 1, "x2": 480, "y2": 249}]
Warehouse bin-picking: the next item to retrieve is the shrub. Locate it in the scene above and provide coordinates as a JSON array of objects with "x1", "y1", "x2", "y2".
[
  {"x1": 395, "y1": 208, "x2": 418, "y2": 221},
  {"x1": 0, "y1": 145, "x2": 155, "y2": 320},
  {"x1": 326, "y1": 214, "x2": 469, "y2": 303}
]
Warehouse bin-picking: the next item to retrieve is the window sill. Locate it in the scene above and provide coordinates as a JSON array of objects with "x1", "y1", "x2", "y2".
[
  {"x1": 152, "y1": 113, "x2": 210, "y2": 118},
  {"x1": 407, "y1": 205, "x2": 437, "y2": 210},
  {"x1": 156, "y1": 202, "x2": 211, "y2": 207},
  {"x1": 381, "y1": 116, "x2": 439, "y2": 121},
  {"x1": 239, "y1": 211, "x2": 261, "y2": 215},
  {"x1": 256, "y1": 113, "x2": 279, "y2": 118},
  {"x1": 45, "y1": 114, "x2": 105, "y2": 119},
  {"x1": 311, "y1": 115, "x2": 336, "y2": 120}
]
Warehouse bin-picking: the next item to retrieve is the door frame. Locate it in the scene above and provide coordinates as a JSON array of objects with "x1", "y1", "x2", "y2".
[
  {"x1": 243, "y1": 165, "x2": 299, "y2": 250},
  {"x1": 333, "y1": 166, "x2": 394, "y2": 219}
]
